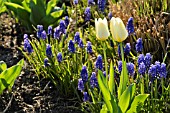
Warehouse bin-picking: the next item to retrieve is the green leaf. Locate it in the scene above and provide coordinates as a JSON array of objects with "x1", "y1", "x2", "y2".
[
  {"x1": 4, "y1": 2, "x2": 23, "y2": 15},
  {"x1": 126, "y1": 94, "x2": 149, "y2": 113},
  {"x1": 0, "y1": 59, "x2": 24, "y2": 94},
  {"x1": 46, "y1": 0, "x2": 59, "y2": 15},
  {"x1": 98, "y1": 70, "x2": 118, "y2": 113},
  {"x1": 0, "y1": 61, "x2": 7, "y2": 73},
  {"x1": 108, "y1": 61, "x2": 115, "y2": 94},
  {"x1": 118, "y1": 60, "x2": 128, "y2": 99},
  {"x1": 118, "y1": 83, "x2": 136, "y2": 113},
  {"x1": 30, "y1": 0, "x2": 46, "y2": 25},
  {"x1": 40, "y1": 9, "x2": 63, "y2": 28},
  {"x1": 100, "y1": 104, "x2": 109, "y2": 113}
]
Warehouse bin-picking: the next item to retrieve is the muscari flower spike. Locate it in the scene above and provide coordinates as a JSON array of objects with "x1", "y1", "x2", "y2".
[
  {"x1": 74, "y1": 32, "x2": 80, "y2": 43},
  {"x1": 126, "y1": 17, "x2": 135, "y2": 35},
  {"x1": 135, "y1": 38, "x2": 143, "y2": 53},
  {"x1": 108, "y1": 12, "x2": 112, "y2": 20},
  {"x1": 59, "y1": 20, "x2": 65, "y2": 34},
  {"x1": 138, "y1": 62, "x2": 146, "y2": 75},
  {"x1": 44, "y1": 58, "x2": 49, "y2": 67},
  {"x1": 95, "y1": 54, "x2": 103, "y2": 70},
  {"x1": 124, "y1": 43, "x2": 131, "y2": 56},
  {"x1": 80, "y1": 66, "x2": 88, "y2": 83},
  {"x1": 24, "y1": 34, "x2": 33, "y2": 54},
  {"x1": 84, "y1": 7, "x2": 91, "y2": 22},
  {"x1": 73, "y1": 0, "x2": 78, "y2": 5},
  {"x1": 127, "y1": 62, "x2": 135, "y2": 76},
  {"x1": 160, "y1": 63, "x2": 167, "y2": 78},
  {"x1": 88, "y1": 0, "x2": 94, "y2": 6},
  {"x1": 68, "y1": 40, "x2": 75, "y2": 53},
  {"x1": 83, "y1": 92, "x2": 89, "y2": 102},
  {"x1": 46, "y1": 44, "x2": 52, "y2": 57},
  {"x1": 41, "y1": 30, "x2": 47, "y2": 40},
  {"x1": 54, "y1": 26, "x2": 60, "y2": 39},
  {"x1": 148, "y1": 64, "x2": 157, "y2": 81},
  {"x1": 90, "y1": 72, "x2": 98, "y2": 88},
  {"x1": 78, "y1": 78, "x2": 84, "y2": 92},
  {"x1": 64, "y1": 16, "x2": 69, "y2": 27},
  {"x1": 118, "y1": 61, "x2": 122, "y2": 73},
  {"x1": 48, "y1": 26, "x2": 52, "y2": 35},
  {"x1": 137, "y1": 54, "x2": 145, "y2": 66},
  {"x1": 78, "y1": 38, "x2": 84, "y2": 48},
  {"x1": 144, "y1": 53, "x2": 152, "y2": 69},
  {"x1": 57, "y1": 52, "x2": 62, "y2": 63},
  {"x1": 98, "y1": 0, "x2": 106, "y2": 12},
  {"x1": 37, "y1": 25, "x2": 43, "y2": 38},
  {"x1": 86, "y1": 41, "x2": 93, "y2": 54}
]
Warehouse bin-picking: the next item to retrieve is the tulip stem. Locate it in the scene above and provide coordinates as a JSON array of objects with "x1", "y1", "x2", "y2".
[
  {"x1": 103, "y1": 42, "x2": 108, "y2": 85},
  {"x1": 120, "y1": 42, "x2": 124, "y2": 61}
]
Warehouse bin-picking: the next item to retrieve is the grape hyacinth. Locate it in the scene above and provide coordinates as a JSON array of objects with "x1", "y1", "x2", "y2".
[
  {"x1": 137, "y1": 54, "x2": 145, "y2": 66},
  {"x1": 57, "y1": 52, "x2": 62, "y2": 63},
  {"x1": 138, "y1": 62, "x2": 146, "y2": 75},
  {"x1": 41, "y1": 30, "x2": 47, "y2": 40},
  {"x1": 88, "y1": 0, "x2": 94, "y2": 6},
  {"x1": 78, "y1": 38, "x2": 84, "y2": 48},
  {"x1": 48, "y1": 26, "x2": 52, "y2": 35},
  {"x1": 24, "y1": 34, "x2": 33, "y2": 54},
  {"x1": 86, "y1": 41, "x2": 93, "y2": 54},
  {"x1": 74, "y1": 32, "x2": 80, "y2": 43},
  {"x1": 54, "y1": 26, "x2": 60, "y2": 39},
  {"x1": 108, "y1": 12, "x2": 112, "y2": 20},
  {"x1": 148, "y1": 64, "x2": 157, "y2": 81},
  {"x1": 80, "y1": 66, "x2": 88, "y2": 83},
  {"x1": 155, "y1": 61, "x2": 161, "y2": 76},
  {"x1": 118, "y1": 61, "x2": 122, "y2": 73},
  {"x1": 64, "y1": 16, "x2": 69, "y2": 27},
  {"x1": 95, "y1": 55, "x2": 103, "y2": 70},
  {"x1": 83, "y1": 92, "x2": 89, "y2": 102},
  {"x1": 98, "y1": 0, "x2": 106, "y2": 12},
  {"x1": 124, "y1": 43, "x2": 131, "y2": 56},
  {"x1": 90, "y1": 72, "x2": 98, "y2": 88},
  {"x1": 84, "y1": 7, "x2": 91, "y2": 22},
  {"x1": 68, "y1": 40, "x2": 75, "y2": 53},
  {"x1": 127, "y1": 62, "x2": 135, "y2": 76},
  {"x1": 126, "y1": 17, "x2": 135, "y2": 35},
  {"x1": 59, "y1": 20, "x2": 65, "y2": 34},
  {"x1": 78, "y1": 78, "x2": 84, "y2": 92},
  {"x1": 73, "y1": 0, "x2": 78, "y2": 5},
  {"x1": 160, "y1": 63, "x2": 167, "y2": 78},
  {"x1": 44, "y1": 58, "x2": 49, "y2": 67},
  {"x1": 37, "y1": 25, "x2": 43, "y2": 38},
  {"x1": 46, "y1": 44, "x2": 52, "y2": 57},
  {"x1": 144, "y1": 53, "x2": 152, "y2": 69},
  {"x1": 135, "y1": 38, "x2": 143, "y2": 53}
]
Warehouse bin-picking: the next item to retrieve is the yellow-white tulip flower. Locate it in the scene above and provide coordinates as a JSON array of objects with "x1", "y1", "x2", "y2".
[
  {"x1": 95, "y1": 18, "x2": 110, "y2": 41},
  {"x1": 110, "y1": 17, "x2": 128, "y2": 42}
]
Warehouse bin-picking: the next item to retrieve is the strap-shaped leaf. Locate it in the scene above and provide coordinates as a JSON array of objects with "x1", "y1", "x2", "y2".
[
  {"x1": 108, "y1": 61, "x2": 115, "y2": 94},
  {"x1": 46, "y1": 0, "x2": 59, "y2": 15},
  {"x1": 0, "y1": 61, "x2": 7, "y2": 73},
  {"x1": 0, "y1": 59, "x2": 24, "y2": 94},
  {"x1": 118, "y1": 60, "x2": 128, "y2": 99},
  {"x1": 118, "y1": 83, "x2": 136, "y2": 113},
  {"x1": 98, "y1": 70, "x2": 118, "y2": 113},
  {"x1": 126, "y1": 94, "x2": 149, "y2": 113}
]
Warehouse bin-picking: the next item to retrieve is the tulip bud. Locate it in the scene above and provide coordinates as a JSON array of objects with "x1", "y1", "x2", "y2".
[
  {"x1": 110, "y1": 17, "x2": 128, "y2": 42},
  {"x1": 95, "y1": 18, "x2": 110, "y2": 41}
]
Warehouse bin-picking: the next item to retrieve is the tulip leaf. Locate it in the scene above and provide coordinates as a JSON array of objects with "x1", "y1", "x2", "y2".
[
  {"x1": 0, "y1": 61, "x2": 7, "y2": 73},
  {"x1": 0, "y1": 59, "x2": 24, "y2": 95},
  {"x1": 108, "y1": 61, "x2": 115, "y2": 94},
  {"x1": 118, "y1": 83, "x2": 136, "y2": 113},
  {"x1": 98, "y1": 70, "x2": 118, "y2": 113},
  {"x1": 126, "y1": 94, "x2": 149, "y2": 113},
  {"x1": 118, "y1": 60, "x2": 128, "y2": 99},
  {"x1": 46, "y1": 0, "x2": 59, "y2": 15},
  {"x1": 4, "y1": 2, "x2": 23, "y2": 15}
]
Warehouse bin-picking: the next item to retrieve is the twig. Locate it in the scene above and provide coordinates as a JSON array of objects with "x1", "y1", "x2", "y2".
[{"x1": 3, "y1": 93, "x2": 14, "y2": 113}]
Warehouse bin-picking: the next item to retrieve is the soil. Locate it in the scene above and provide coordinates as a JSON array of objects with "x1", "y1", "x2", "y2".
[{"x1": 0, "y1": 13, "x2": 83, "y2": 113}]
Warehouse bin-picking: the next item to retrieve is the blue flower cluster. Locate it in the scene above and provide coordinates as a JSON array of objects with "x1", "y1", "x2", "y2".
[
  {"x1": 118, "y1": 43, "x2": 131, "y2": 57},
  {"x1": 135, "y1": 38, "x2": 143, "y2": 53},
  {"x1": 88, "y1": 0, "x2": 95, "y2": 6},
  {"x1": 68, "y1": 40, "x2": 75, "y2": 53},
  {"x1": 95, "y1": 55, "x2": 103, "y2": 70},
  {"x1": 46, "y1": 44, "x2": 52, "y2": 57},
  {"x1": 48, "y1": 26, "x2": 52, "y2": 35},
  {"x1": 118, "y1": 61, "x2": 135, "y2": 76},
  {"x1": 90, "y1": 72, "x2": 98, "y2": 88},
  {"x1": 86, "y1": 41, "x2": 93, "y2": 54},
  {"x1": 44, "y1": 58, "x2": 49, "y2": 67},
  {"x1": 126, "y1": 17, "x2": 135, "y2": 35},
  {"x1": 57, "y1": 52, "x2": 63, "y2": 63},
  {"x1": 138, "y1": 53, "x2": 152, "y2": 69},
  {"x1": 37, "y1": 25, "x2": 43, "y2": 38},
  {"x1": 84, "y1": 7, "x2": 91, "y2": 21},
  {"x1": 98, "y1": 0, "x2": 106, "y2": 12},
  {"x1": 80, "y1": 66, "x2": 88, "y2": 83},
  {"x1": 24, "y1": 34, "x2": 33, "y2": 54}
]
